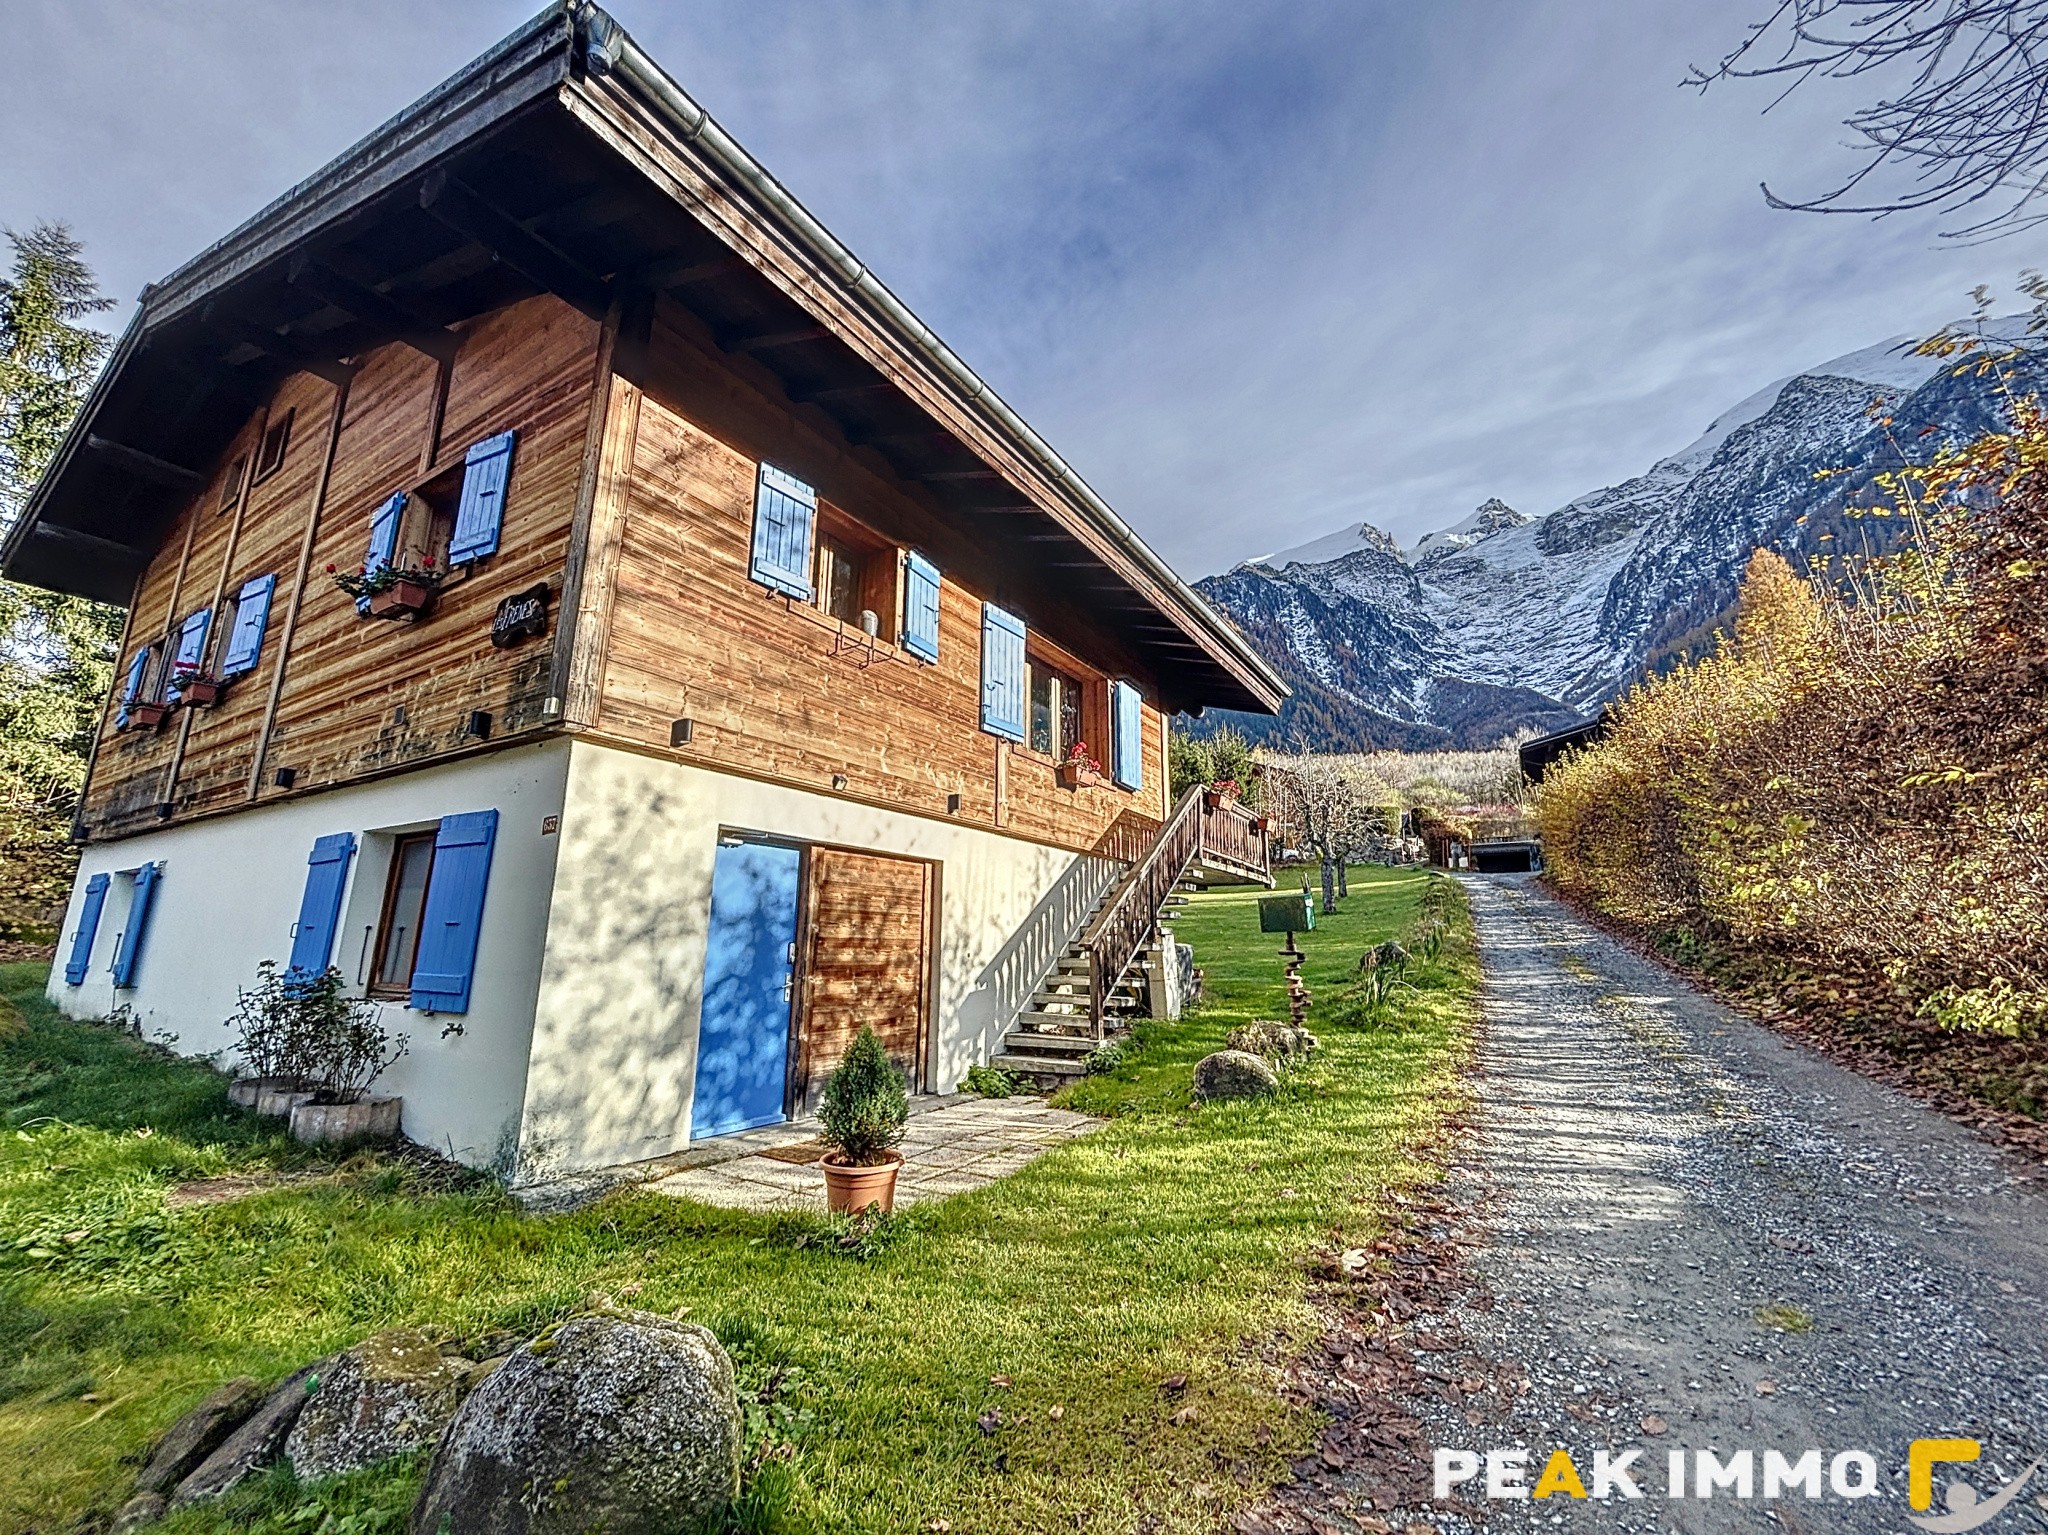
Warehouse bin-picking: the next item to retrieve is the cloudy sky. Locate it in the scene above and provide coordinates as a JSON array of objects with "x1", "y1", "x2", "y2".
[{"x1": 6, "y1": 0, "x2": 2045, "y2": 577}]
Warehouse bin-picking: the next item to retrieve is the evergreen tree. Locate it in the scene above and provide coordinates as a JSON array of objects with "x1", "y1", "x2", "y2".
[{"x1": 0, "y1": 223, "x2": 120, "y2": 942}]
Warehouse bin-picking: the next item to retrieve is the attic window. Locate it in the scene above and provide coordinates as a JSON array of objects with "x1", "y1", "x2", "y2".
[
  {"x1": 253, "y1": 411, "x2": 294, "y2": 484},
  {"x1": 218, "y1": 455, "x2": 247, "y2": 513}
]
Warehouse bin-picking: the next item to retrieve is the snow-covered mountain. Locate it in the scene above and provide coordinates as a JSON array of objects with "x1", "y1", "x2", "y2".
[{"x1": 1195, "y1": 327, "x2": 2038, "y2": 749}]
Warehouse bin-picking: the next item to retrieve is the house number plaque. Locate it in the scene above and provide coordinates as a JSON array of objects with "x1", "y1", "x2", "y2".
[{"x1": 491, "y1": 584, "x2": 549, "y2": 648}]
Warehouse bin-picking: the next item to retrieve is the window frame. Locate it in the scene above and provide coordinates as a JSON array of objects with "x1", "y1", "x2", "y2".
[
  {"x1": 809, "y1": 502, "x2": 900, "y2": 643},
  {"x1": 218, "y1": 454, "x2": 248, "y2": 514},
  {"x1": 368, "y1": 831, "x2": 439, "y2": 1000},
  {"x1": 252, "y1": 410, "x2": 294, "y2": 484},
  {"x1": 1026, "y1": 658, "x2": 1087, "y2": 760}
]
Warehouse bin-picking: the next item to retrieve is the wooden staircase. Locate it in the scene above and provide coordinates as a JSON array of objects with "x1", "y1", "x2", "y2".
[{"x1": 991, "y1": 789, "x2": 1271, "y2": 1086}]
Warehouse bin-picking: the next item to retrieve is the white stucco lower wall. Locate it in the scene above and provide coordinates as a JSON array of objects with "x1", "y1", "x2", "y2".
[
  {"x1": 48, "y1": 742, "x2": 571, "y2": 1169},
  {"x1": 519, "y1": 740, "x2": 1106, "y2": 1179}
]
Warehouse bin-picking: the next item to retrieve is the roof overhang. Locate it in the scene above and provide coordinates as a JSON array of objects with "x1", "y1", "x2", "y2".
[{"x1": 1, "y1": 2, "x2": 1285, "y2": 715}]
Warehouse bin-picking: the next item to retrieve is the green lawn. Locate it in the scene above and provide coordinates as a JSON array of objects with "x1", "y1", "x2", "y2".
[{"x1": 0, "y1": 865, "x2": 1475, "y2": 1535}]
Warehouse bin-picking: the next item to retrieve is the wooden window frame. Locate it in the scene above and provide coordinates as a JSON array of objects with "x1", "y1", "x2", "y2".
[
  {"x1": 252, "y1": 409, "x2": 294, "y2": 484},
  {"x1": 1021, "y1": 637, "x2": 1104, "y2": 766},
  {"x1": 218, "y1": 454, "x2": 248, "y2": 513},
  {"x1": 367, "y1": 830, "x2": 438, "y2": 1000},
  {"x1": 809, "y1": 502, "x2": 900, "y2": 645}
]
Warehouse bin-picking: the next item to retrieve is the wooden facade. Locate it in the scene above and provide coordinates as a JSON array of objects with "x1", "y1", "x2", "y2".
[{"x1": 78, "y1": 283, "x2": 1178, "y2": 858}]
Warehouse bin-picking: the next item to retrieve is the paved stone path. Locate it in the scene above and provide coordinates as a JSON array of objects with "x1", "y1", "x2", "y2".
[
  {"x1": 1386, "y1": 875, "x2": 2048, "y2": 1534},
  {"x1": 643, "y1": 1094, "x2": 1097, "y2": 1211}
]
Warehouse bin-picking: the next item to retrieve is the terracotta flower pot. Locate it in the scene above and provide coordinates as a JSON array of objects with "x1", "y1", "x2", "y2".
[
  {"x1": 1055, "y1": 760, "x2": 1103, "y2": 790},
  {"x1": 820, "y1": 1150, "x2": 904, "y2": 1214},
  {"x1": 128, "y1": 702, "x2": 169, "y2": 730},
  {"x1": 290, "y1": 1095, "x2": 403, "y2": 1145},
  {"x1": 368, "y1": 580, "x2": 435, "y2": 619}
]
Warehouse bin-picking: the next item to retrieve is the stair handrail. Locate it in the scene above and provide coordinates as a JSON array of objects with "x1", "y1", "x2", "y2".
[{"x1": 1079, "y1": 786, "x2": 1208, "y2": 1035}]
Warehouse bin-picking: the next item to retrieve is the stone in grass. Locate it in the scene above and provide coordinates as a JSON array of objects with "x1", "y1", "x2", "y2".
[
  {"x1": 284, "y1": 1327, "x2": 472, "y2": 1482},
  {"x1": 410, "y1": 1309, "x2": 741, "y2": 1535},
  {"x1": 1225, "y1": 1021, "x2": 1320, "y2": 1063},
  {"x1": 1192, "y1": 1049, "x2": 1280, "y2": 1102},
  {"x1": 135, "y1": 1375, "x2": 262, "y2": 1494},
  {"x1": 170, "y1": 1366, "x2": 319, "y2": 1507},
  {"x1": 112, "y1": 1493, "x2": 166, "y2": 1533}
]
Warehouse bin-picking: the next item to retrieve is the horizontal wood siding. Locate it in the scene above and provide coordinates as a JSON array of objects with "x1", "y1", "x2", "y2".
[
  {"x1": 587, "y1": 304, "x2": 1167, "y2": 855},
  {"x1": 81, "y1": 295, "x2": 601, "y2": 839},
  {"x1": 797, "y1": 848, "x2": 930, "y2": 1104}
]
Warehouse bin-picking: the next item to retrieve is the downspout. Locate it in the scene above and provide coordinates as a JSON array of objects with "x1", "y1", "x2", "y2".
[{"x1": 579, "y1": 8, "x2": 1285, "y2": 707}]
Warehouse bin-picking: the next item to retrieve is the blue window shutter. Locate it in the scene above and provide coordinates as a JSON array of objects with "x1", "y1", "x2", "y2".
[
  {"x1": 1111, "y1": 680, "x2": 1144, "y2": 790},
  {"x1": 359, "y1": 492, "x2": 406, "y2": 614},
  {"x1": 449, "y1": 430, "x2": 516, "y2": 564},
  {"x1": 111, "y1": 863, "x2": 162, "y2": 988},
  {"x1": 116, "y1": 649, "x2": 149, "y2": 728},
  {"x1": 747, "y1": 464, "x2": 816, "y2": 600},
  {"x1": 167, "y1": 610, "x2": 212, "y2": 697},
  {"x1": 902, "y1": 552, "x2": 941, "y2": 664},
  {"x1": 979, "y1": 603, "x2": 1027, "y2": 742},
  {"x1": 409, "y1": 810, "x2": 498, "y2": 1014},
  {"x1": 65, "y1": 873, "x2": 110, "y2": 985},
  {"x1": 287, "y1": 833, "x2": 356, "y2": 977},
  {"x1": 221, "y1": 574, "x2": 276, "y2": 677}
]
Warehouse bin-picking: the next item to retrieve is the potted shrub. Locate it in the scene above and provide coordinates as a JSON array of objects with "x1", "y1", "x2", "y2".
[
  {"x1": 1054, "y1": 741, "x2": 1106, "y2": 790},
  {"x1": 329, "y1": 555, "x2": 443, "y2": 620},
  {"x1": 225, "y1": 960, "x2": 316, "y2": 1111},
  {"x1": 286, "y1": 967, "x2": 410, "y2": 1144},
  {"x1": 817, "y1": 1026, "x2": 909, "y2": 1213}
]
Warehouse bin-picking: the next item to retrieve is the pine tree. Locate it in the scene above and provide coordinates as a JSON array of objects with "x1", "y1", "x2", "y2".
[{"x1": 0, "y1": 223, "x2": 121, "y2": 943}]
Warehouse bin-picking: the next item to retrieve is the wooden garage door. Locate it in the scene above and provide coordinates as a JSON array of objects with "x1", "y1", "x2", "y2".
[{"x1": 796, "y1": 848, "x2": 931, "y2": 1108}]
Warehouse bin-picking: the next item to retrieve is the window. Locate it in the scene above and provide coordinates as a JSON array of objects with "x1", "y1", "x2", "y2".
[
  {"x1": 253, "y1": 410, "x2": 293, "y2": 483},
  {"x1": 1028, "y1": 661, "x2": 1085, "y2": 758},
  {"x1": 218, "y1": 455, "x2": 247, "y2": 513},
  {"x1": 817, "y1": 534, "x2": 863, "y2": 627},
  {"x1": 370, "y1": 832, "x2": 437, "y2": 997}
]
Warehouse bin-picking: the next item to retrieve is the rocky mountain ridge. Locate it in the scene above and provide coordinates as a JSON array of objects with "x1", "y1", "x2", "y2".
[{"x1": 1193, "y1": 327, "x2": 2038, "y2": 749}]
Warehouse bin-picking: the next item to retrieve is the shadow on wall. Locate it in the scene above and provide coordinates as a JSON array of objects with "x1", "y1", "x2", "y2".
[{"x1": 519, "y1": 778, "x2": 715, "y2": 1182}]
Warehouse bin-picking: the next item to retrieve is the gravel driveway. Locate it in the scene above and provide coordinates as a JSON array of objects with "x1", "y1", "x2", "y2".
[{"x1": 1373, "y1": 875, "x2": 2048, "y2": 1535}]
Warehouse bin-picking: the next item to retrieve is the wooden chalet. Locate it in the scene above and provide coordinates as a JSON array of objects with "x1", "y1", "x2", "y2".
[{"x1": 4, "y1": 4, "x2": 1284, "y2": 1175}]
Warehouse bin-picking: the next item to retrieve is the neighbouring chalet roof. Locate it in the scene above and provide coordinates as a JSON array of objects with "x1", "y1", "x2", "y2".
[
  {"x1": 1, "y1": 3, "x2": 1286, "y2": 717},
  {"x1": 1517, "y1": 712, "x2": 1611, "y2": 783}
]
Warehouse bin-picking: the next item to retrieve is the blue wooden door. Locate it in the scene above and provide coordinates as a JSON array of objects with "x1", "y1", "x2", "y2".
[{"x1": 691, "y1": 839, "x2": 803, "y2": 1139}]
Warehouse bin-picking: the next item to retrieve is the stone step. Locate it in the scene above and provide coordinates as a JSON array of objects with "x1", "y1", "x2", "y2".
[
  {"x1": 991, "y1": 1052, "x2": 1088, "y2": 1078},
  {"x1": 1001, "y1": 1032, "x2": 1100, "y2": 1059}
]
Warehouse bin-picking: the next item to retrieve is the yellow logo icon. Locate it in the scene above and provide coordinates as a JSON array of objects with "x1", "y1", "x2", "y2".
[{"x1": 1906, "y1": 1438, "x2": 2042, "y2": 1533}]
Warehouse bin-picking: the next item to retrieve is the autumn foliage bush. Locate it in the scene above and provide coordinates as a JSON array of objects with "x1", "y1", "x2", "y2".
[{"x1": 1538, "y1": 393, "x2": 2048, "y2": 1046}]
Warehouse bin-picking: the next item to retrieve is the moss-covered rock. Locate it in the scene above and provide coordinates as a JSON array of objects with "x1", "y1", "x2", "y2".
[
  {"x1": 284, "y1": 1328, "x2": 468, "y2": 1481},
  {"x1": 1192, "y1": 1049, "x2": 1281, "y2": 1101},
  {"x1": 409, "y1": 1309, "x2": 740, "y2": 1535}
]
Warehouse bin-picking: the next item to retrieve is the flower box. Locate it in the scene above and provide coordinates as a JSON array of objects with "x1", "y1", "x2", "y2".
[
  {"x1": 1055, "y1": 759, "x2": 1105, "y2": 790},
  {"x1": 176, "y1": 678, "x2": 224, "y2": 707},
  {"x1": 368, "y1": 580, "x2": 436, "y2": 619},
  {"x1": 127, "y1": 701, "x2": 170, "y2": 730}
]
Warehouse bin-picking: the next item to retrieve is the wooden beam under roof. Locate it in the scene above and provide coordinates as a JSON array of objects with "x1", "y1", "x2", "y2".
[
  {"x1": 203, "y1": 306, "x2": 353, "y2": 385},
  {"x1": 83, "y1": 434, "x2": 205, "y2": 492},
  {"x1": 726, "y1": 324, "x2": 830, "y2": 354},
  {"x1": 418, "y1": 169, "x2": 611, "y2": 318},
  {"x1": 286, "y1": 256, "x2": 460, "y2": 363}
]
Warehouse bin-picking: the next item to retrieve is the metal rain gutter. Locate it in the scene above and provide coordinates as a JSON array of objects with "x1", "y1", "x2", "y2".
[{"x1": 580, "y1": 7, "x2": 1286, "y2": 709}]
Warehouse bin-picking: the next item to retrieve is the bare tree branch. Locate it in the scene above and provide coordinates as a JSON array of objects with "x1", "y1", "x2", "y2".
[{"x1": 1691, "y1": 0, "x2": 2048, "y2": 239}]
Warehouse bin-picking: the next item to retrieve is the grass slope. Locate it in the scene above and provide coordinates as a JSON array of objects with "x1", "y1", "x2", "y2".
[{"x1": 0, "y1": 867, "x2": 1475, "y2": 1535}]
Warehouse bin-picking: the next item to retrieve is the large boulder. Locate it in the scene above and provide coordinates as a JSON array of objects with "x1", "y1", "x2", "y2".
[
  {"x1": 136, "y1": 1376, "x2": 262, "y2": 1495},
  {"x1": 410, "y1": 1310, "x2": 741, "y2": 1535},
  {"x1": 285, "y1": 1328, "x2": 471, "y2": 1481},
  {"x1": 1192, "y1": 1049, "x2": 1281, "y2": 1102},
  {"x1": 1226, "y1": 1021, "x2": 1319, "y2": 1064}
]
